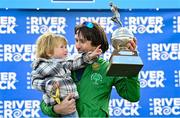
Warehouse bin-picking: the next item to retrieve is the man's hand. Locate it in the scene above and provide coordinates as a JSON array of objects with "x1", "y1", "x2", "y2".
[
  {"x1": 53, "y1": 93, "x2": 76, "y2": 115},
  {"x1": 126, "y1": 38, "x2": 137, "y2": 51}
]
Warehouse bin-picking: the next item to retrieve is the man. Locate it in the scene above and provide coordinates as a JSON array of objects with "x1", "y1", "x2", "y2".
[{"x1": 39, "y1": 21, "x2": 140, "y2": 117}]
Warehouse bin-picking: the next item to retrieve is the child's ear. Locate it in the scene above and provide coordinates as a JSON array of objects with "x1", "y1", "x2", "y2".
[{"x1": 46, "y1": 51, "x2": 53, "y2": 58}]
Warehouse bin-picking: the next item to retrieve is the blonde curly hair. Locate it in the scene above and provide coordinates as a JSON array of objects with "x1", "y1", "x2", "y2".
[{"x1": 35, "y1": 32, "x2": 67, "y2": 59}]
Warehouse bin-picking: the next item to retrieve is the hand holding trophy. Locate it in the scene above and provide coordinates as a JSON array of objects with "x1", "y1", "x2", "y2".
[{"x1": 107, "y1": 2, "x2": 143, "y2": 76}]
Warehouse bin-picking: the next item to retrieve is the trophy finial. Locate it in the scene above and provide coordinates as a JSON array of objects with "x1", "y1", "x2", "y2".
[{"x1": 109, "y1": 2, "x2": 123, "y2": 27}]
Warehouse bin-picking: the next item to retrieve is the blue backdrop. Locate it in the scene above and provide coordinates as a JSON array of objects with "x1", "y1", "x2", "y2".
[{"x1": 0, "y1": 9, "x2": 180, "y2": 117}]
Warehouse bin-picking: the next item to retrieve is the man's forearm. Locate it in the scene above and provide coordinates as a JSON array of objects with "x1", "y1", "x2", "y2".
[{"x1": 40, "y1": 100, "x2": 59, "y2": 117}]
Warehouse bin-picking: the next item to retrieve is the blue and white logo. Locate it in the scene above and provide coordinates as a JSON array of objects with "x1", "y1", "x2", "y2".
[
  {"x1": 124, "y1": 16, "x2": 164, "y2": 34},
  {"x1": 0, "y1": 100, "x2": 41, "y2": 118},
  {"x1": 149, "y1": 98, "x2": 180, "y2": 116},
  {"x1": 147, "y1": 43, "x2": 180, "y2": 61},
  {"x1": 0, "y1": 16, "x2": 17, "y2": 34},
  {"x1": 139, "y1": 70, "x2": 166, "y2": 88},
  {"x1": 76, "y1": 17, "x2": 115, "y2": 34},
  {"x1": 0, "y1": 72, "x2": 18, "y2": 90},
  {"x1": 26, "y1": 17, "x2": 66, "y2": 34},
  {"x1": 109, "y1": 99, "x2": 140, "y2": 116},
  {"x1": 0, "y1": 44, "x2": 36, "y2": 62}
]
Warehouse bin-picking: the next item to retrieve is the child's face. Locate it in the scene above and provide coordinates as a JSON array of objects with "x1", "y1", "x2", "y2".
[{"x1": 53, "y1": 43, "x2": 68, "y2": 59}]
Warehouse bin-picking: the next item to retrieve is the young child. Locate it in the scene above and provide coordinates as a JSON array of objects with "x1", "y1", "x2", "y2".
[{"x1": 31, "y1": 32, "x2": 102, "y2": 117}]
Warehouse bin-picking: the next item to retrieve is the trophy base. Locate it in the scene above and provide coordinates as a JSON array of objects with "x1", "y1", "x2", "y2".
[{"x1": 106, "y1": 51, "x2": 143, "y2": 76}]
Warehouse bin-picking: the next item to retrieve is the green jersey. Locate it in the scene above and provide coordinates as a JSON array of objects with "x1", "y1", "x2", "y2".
[{"x1": 40, "y1": 58, "x2": 140, "y2": 117}]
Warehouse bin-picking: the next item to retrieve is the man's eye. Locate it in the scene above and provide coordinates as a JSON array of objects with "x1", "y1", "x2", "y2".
[{"x1": 80, "y1": 39, "x2": 85, "y2": 43}]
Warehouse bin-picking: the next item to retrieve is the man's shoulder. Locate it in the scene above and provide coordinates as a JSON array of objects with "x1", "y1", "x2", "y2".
[
  {"x1": 96, "y1": 58, "x2": 109, "y2": 70},
  {"x1": 98, "y1": 58, "x2": 109, "y2": 64}
]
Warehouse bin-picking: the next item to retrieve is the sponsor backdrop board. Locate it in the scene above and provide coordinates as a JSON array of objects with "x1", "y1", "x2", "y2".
[{"x1": 0, "y1": 9, "x2": 180, "y2": 117}]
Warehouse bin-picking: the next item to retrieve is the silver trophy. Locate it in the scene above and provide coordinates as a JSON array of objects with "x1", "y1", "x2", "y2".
[{"x1": 107, "y1": 2, "x2": 143, "y2": 76}]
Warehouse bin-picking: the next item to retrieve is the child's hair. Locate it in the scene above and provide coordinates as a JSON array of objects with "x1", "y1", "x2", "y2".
[{"x1": 35, "y1": 32, "x2": 67, "y2": 59}]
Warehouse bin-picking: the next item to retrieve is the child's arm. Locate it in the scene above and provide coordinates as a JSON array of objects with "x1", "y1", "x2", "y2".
[
  {"x1": 66, "y1": 45, "x2": 102, "y2": 70},
  {"x1": 31, "y1": 76, "x2": 46, "y2": 92},
  {"x1": 31, "y1": 61, "x2": 59, "y2": 92},
  {"x1": 85, "y1": 45, "x2": 102, "y2": 61}
]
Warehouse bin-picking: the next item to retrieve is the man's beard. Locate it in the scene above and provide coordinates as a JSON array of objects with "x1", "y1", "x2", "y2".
[{"x1": 77, "y1": 50, "x2": 84, "y2": 53}]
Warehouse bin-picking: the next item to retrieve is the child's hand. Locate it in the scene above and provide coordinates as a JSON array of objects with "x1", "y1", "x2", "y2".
[
  {"x1": 89, "y1": 45, "x2": 102, "y2": 59},
  {"x1": 52, "y1": 81, "x2": 60, "y2": 90},
  {"x1": 50, "y1": 81, "x2": 60, "y2": 96},
  {"x1": 51, "y1": 81, "x2": 61, "y2": 104}
]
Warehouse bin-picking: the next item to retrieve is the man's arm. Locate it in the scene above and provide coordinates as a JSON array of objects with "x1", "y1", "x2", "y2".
[
  {"x1": 40, "y1": 93, "x2": 76, "y2": 116},
  {"x1": 113, "y1": 76, "x2": 140, "y2": 102}
]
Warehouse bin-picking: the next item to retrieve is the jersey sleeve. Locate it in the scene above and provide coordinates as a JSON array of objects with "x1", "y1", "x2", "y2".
[{"x1": 113, "y1": 75, "x2": 140, "y2": 102}]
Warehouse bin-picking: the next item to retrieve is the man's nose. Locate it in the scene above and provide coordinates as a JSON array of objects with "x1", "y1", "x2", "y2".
[{"x1": 75, "y1": 43, "x2": 81, "y2": 50}]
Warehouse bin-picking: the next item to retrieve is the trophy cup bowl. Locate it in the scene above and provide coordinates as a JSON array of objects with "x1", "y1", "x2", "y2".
[
  {"x1": 111, "y1": 27, "x2": 134, "y2": 52},
  {"x1": 107, "y1": 27, "x2": 144, "y2": 76}
]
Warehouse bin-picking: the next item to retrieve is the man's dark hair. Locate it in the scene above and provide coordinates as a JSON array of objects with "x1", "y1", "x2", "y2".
[{"x1": 75, "y1": 22, "x2": 109, "y2": 53}]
